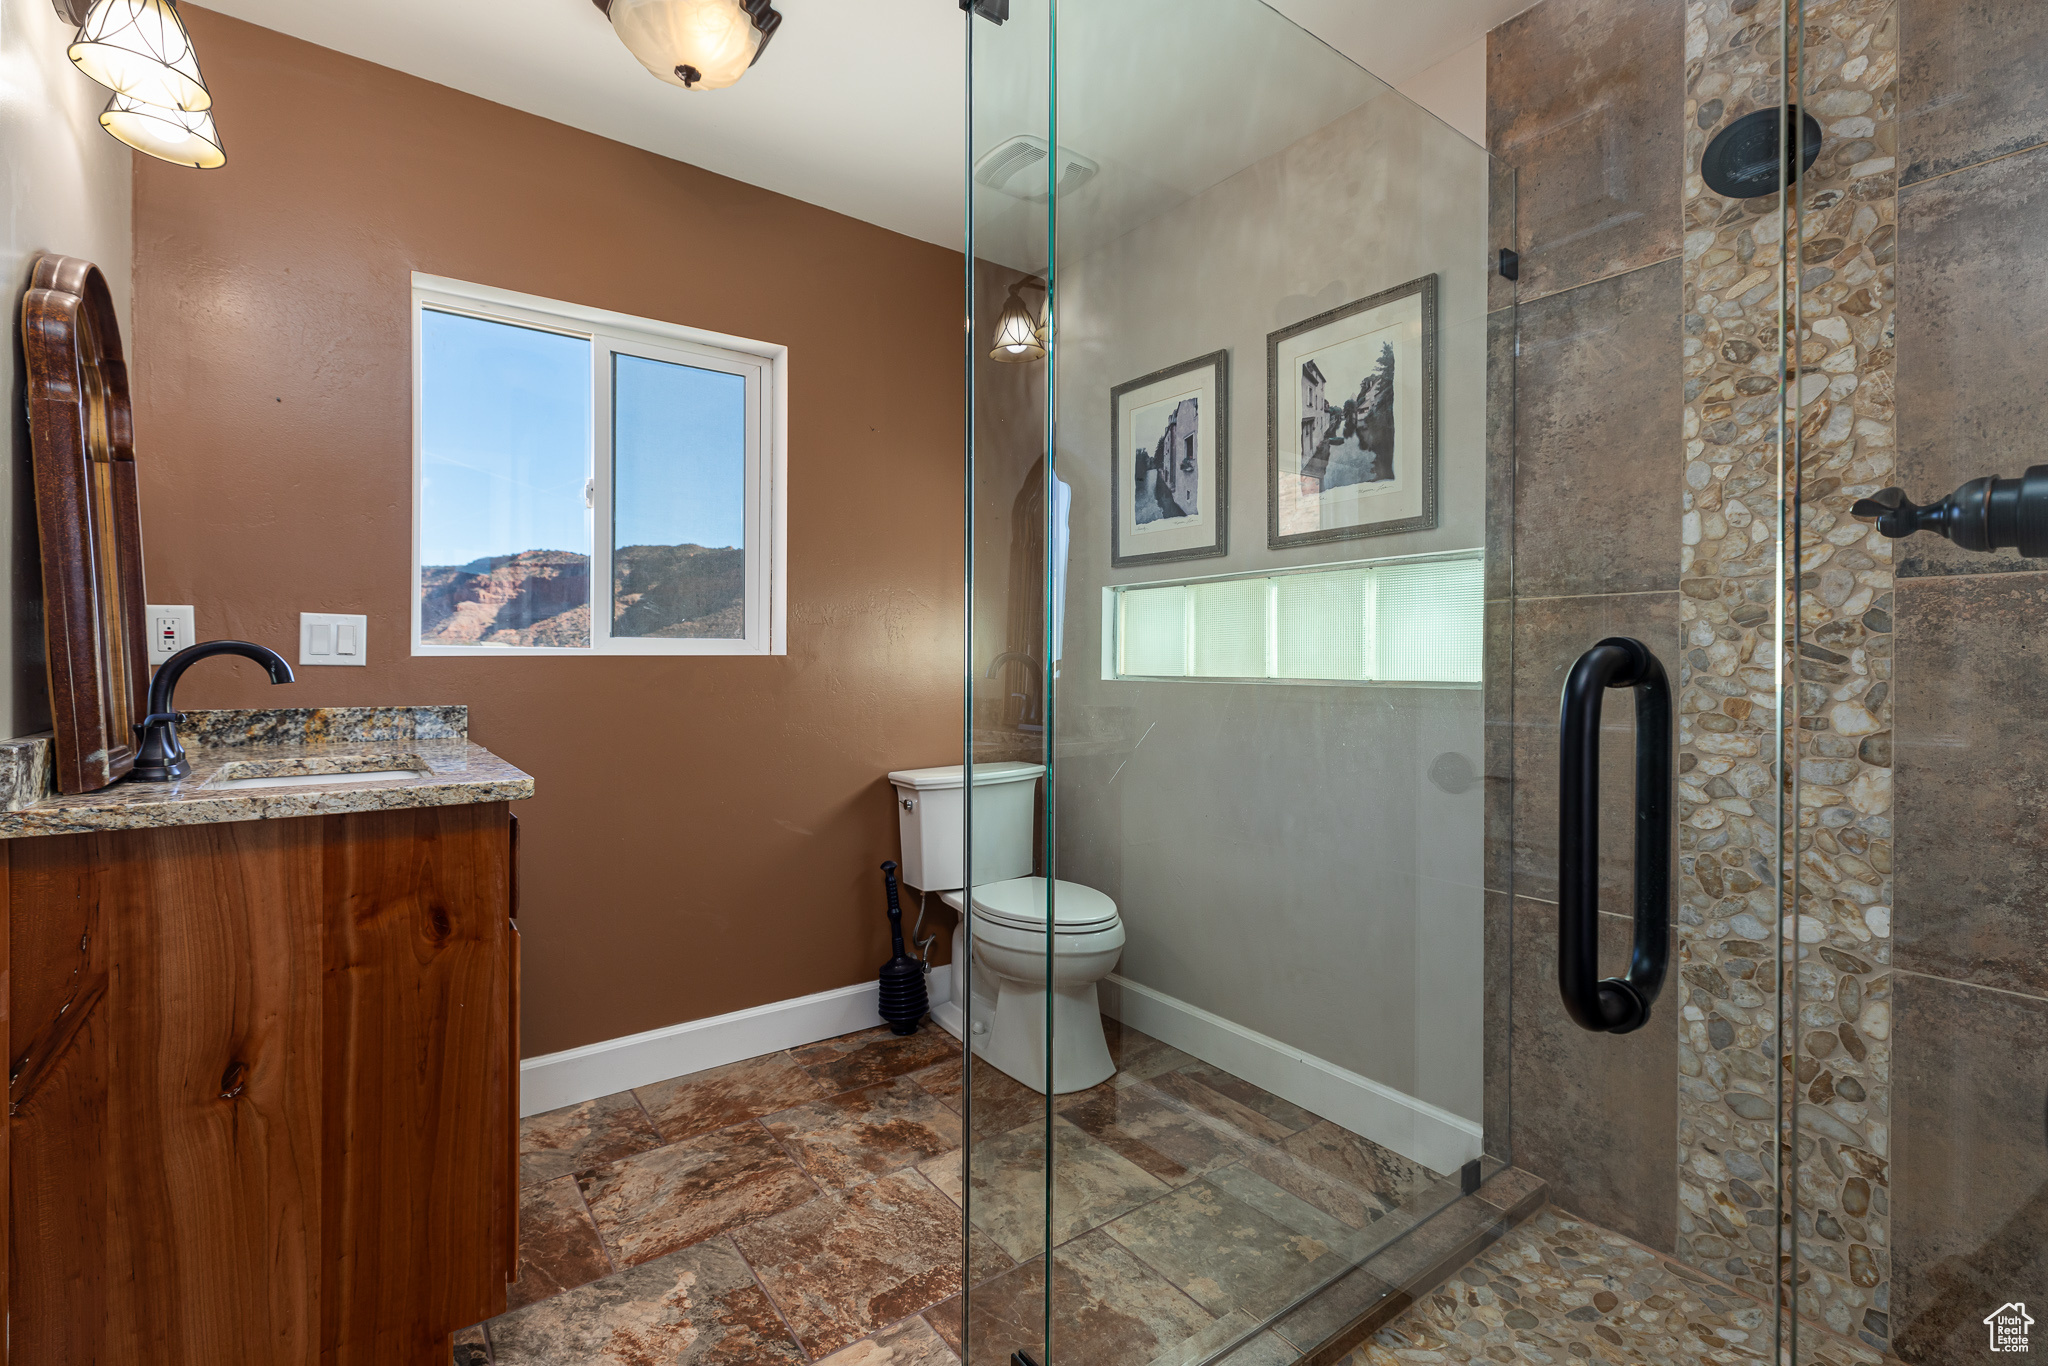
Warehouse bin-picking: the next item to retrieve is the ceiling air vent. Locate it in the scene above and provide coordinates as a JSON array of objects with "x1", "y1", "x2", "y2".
[{"x1": 972, "y1": 135, "x2": 1099, "y2": 202}]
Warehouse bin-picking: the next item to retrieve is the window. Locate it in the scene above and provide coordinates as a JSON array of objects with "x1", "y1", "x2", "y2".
[
  {"x1": 1106, "y1": 551, "x2": 1483, "y2": 685},
  {"x1": 411, "y1": 275, "x2": 785, "y2": 656}
]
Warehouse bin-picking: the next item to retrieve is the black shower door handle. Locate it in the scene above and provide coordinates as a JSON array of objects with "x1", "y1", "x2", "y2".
[{"x1": 1557, "y1": 637, "x2": 1671, "y2": 1034}]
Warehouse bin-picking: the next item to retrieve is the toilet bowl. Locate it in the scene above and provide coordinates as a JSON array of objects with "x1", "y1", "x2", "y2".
[
  {"x1": 885, "y1": 762, "x2": 1123, "y2": 1095},
  {"x1": 940, "y1": 876, "x2": 1124, "y2": 1094}
]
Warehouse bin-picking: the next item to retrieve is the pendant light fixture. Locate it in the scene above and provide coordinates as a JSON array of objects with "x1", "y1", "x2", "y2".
[
  {"x1": 990, "y1": 276, "x2": 1049, "y2": 364},
  {"x1": 70, "y1": 0, "x2": 211, "y2": 112},
  {"x1": 61, "y1": 0, "x2": 225, "y2": 169},
  {"x1": 100, "y1": 91, "x2": 225, "y2": 169},
  {"x1": 594, "y1": 0, "x2": 783, "y2": 91}
]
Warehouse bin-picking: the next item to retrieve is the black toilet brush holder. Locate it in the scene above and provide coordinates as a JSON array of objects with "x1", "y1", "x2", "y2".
[{"x1": 877, "y1": 860, "x2": 928, "y2": 1035}]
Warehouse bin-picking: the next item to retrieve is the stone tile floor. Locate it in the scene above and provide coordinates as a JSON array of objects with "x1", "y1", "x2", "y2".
[
  {"x1": 458, "y1": 1016, "x2": 1457, "y2": 1366},
  {"x1": 1339, "y1": 1206, "x2": 1901, "y2": 1366}
]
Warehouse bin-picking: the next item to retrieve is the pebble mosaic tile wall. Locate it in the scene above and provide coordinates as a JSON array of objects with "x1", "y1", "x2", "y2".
[
  {"x1": 1676, "y1": 0, "x2": 1799, "y2": 1304},
  {"x1": 1782, "y1": 0, "x2": 1899, "y2": 1347},
  {"x1": 1679, "y1": 0, "x2": 1898, "y2": 1354}
]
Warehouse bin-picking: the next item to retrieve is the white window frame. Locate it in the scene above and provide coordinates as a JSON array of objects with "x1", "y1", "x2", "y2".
[
  {"x1": 410, "y1": 273, "x2": 788, "y2": 657},
  {"x1": 1101, "y1": 548, "x2": 1485, "y2": 688}
]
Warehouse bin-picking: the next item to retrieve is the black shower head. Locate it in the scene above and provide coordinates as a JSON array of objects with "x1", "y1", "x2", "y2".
[{"x1": 1700, "y1": 106, "x2": 1823, "y2": 199}]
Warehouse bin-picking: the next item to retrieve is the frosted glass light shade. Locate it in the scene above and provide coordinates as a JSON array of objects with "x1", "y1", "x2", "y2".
[
  {"x1": 990, "y1": 286, "x2": 1045, "y2": 363},
  {"x1": 101, "y1": 92, "x2": 225, "y2": 169},
  {"x1": 611, "y1": 0, "x2": 766, "y2": 90},
  {"x1": 71, "y1": 0, "x2": 211, "y2": 113}
]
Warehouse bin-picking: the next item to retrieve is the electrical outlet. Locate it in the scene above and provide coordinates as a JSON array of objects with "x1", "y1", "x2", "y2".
[
  {"x1": 146, "y1": 604, "x2": 195, "y2": 665},
  {"x1": 300, "y1": 612, "x2": 368, "y2": 667}
]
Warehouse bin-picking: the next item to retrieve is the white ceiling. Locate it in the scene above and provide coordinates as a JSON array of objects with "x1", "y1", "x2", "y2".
[
  {"x1": 1266, "y1": 0, "x2": 1531, "y2": 92},
  {"x1": 198, "y1": 0, "x2": 1526, "y2": 251},
  {"x1": 968, "y1": 0, "x2": 1386, "y2": 270}
]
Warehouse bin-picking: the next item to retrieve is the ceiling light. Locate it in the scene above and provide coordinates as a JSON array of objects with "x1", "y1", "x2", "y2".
[
  {"x1": 70, "y1": 0, "x2": 211, "y2": 113},
  {"x1": 595, "y1": 0, "x2": 782, "y2": 91},
  {"x1": 990, "y1": 277, "x2": 1048, "y2": 364},
  {"x1": 101, "y1": 91, "x2": 225, "y2": 169}
]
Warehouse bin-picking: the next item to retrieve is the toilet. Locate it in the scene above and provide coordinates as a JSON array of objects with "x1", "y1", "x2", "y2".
[{"x1": 886, "y1": 762, "x2": 1124, "y2": 1094}]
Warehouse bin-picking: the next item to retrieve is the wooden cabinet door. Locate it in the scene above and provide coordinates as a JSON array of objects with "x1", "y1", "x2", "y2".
[
  {"x1": 8, "y1": 819, "x2": 325, "y2": 1365},
  {"x1": 320, "y1": 802, "x2": 513, "y2": 1365},
  {"x1": 7, "y1": 801, "x2": 514, "y2": 1366}
]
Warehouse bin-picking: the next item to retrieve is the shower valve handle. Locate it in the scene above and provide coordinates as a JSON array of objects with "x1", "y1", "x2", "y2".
[{"x1": 1852, "y1": 465, "x2": 2048, "y2": 558}]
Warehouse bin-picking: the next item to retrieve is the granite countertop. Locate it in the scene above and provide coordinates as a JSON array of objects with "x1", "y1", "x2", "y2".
[{"x1": 0, "y1": 706, "x2": 532, "y2": 839}]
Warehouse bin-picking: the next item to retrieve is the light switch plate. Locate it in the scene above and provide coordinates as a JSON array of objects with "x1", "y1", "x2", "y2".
[
  {"x1": 300, "y1": 612, "x2": 368, "y2": 667},
  {"x1": 146, "y1": 604, "x2": 195, "y2": 665}
]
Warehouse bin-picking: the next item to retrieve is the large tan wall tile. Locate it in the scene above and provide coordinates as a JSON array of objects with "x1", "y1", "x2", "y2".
[
  {"x1": 1510, "y1": 897, "x2": 1678, "y2": 1250},
  {"x1": 1485, "y1": 599, "x2": 1515, "y2": 897},
  {"x1": 1890, "y1": 972, "x2": 2048, "y2": 1364},
  {"x1": 1484, "y1": 891, "x2": 1513, "y2": 1159},
  {"x1": 1486, "y1": 0, "x2": 1683, "y2": 303},
  {"x1": 1510, "y1": 591, "x2": 1681, "y2": 906},
  {"x1": 1486, "y1": 307, "x2": 1518, "y2": 601},
  {"x1": 1900, "y1": 0, "x2": 2048, "y2": 184},
  {"x1": 1894, "y1": 144, "x2": 2048, "y2": 577},
  {"x1": 1511, "y1": 261, "x2": 1685, "y2": 599},
  {"x1": 1894, "y1": 573, "x2": 2048, "y2": 995}
]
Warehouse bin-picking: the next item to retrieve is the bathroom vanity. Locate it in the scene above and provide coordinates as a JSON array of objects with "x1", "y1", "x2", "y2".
[{"x1": 0, "y1": 706, "x2": 531, "y2": 1366}]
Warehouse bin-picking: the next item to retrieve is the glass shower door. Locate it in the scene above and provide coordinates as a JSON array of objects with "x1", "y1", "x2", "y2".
[
  {"x1": 957, "y1": 3, "x2": 1058, "y2": 1363},
  {"x1": 1045, "y1": 12, "x2": 1502, "y2": 1357},
  {"x1": 1787, "y1": 0, "x2": 2048, "y2": 1361}
]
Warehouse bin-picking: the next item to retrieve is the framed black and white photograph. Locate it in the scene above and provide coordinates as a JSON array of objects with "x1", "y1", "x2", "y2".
[
  {"x1": 1111, "y1": 349, "x2": 1228, "y2": 568},
  {"x1": 1268, "y1": 274, "x2": 1437, "y2": 550}
]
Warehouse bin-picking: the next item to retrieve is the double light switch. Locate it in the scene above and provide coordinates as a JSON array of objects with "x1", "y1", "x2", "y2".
[{"x1": 300, "y1": 613, "x2": 368, "y2": 667}]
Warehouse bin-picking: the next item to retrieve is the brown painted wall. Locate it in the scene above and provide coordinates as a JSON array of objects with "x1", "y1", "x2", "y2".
[{"x1": 130, "y1": 8, "x2": 965, "y2": 1057}]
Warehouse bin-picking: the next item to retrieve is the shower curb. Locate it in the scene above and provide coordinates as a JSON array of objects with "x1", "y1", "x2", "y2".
[{"x1": 1272, "y1": 1165, "x2": 1549, "y2": 1366}]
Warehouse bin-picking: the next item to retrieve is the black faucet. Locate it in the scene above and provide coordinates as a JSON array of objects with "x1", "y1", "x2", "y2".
[{"x1": 132, "y1": 640, "x2": 296, "y2": 782}]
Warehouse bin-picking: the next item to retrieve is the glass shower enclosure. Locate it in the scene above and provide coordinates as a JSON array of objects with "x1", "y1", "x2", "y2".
[
  {"x1": 956, "y1": 2, "x2": 1526, "y2": 1360},
  {"x1": 955, "y1": 0, "x2": 2048, "y2": 1363}
]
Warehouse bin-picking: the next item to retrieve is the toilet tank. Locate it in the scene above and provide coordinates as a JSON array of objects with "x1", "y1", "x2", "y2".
[{"x1": 887, "y1": 762, "x2": 1044, "y2": 892}]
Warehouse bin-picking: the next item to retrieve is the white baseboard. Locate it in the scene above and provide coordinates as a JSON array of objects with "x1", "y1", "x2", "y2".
[
  {"x1": 520, "y1": 965, "x2": 953, "y2": 1117},
  {"x1": 1098, "y1": 973, "x2": 1482, "y2": 1176}
]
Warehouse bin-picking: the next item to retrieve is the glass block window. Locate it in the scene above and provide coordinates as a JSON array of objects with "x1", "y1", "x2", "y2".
[{"x1": 1108, "y1": 552, "x2": 1482, "y2": 685}]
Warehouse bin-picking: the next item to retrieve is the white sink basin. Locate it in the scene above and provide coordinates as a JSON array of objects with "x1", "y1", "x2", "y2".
[
  {"x1": 201, "y1": 753, "x2": 433, "y2": 790},
  {"x1": 209, "y1": 769, "x2": 423, "y2": 790}
]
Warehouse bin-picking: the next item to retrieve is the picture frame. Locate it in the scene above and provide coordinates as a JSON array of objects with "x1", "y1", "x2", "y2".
[
  {"x1": 1268, "y1": 274, "x2": 1438, "y2": 550},
  {"x1": 1111, "y1": 349, "x2": 1228, "y2": 568}
]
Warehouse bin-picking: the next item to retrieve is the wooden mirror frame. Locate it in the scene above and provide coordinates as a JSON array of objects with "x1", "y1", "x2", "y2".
[{"x1": 22, "y1": 254, "x2": 150, "y2": 794}]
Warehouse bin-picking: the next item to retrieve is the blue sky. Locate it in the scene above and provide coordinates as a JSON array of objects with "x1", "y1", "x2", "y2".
[
  {"x1": 615, "y1": 354, "x2": 745, "y2": 552},
  {"x1": 419, "y1": 309, "x2": 745, "y2": 567}
]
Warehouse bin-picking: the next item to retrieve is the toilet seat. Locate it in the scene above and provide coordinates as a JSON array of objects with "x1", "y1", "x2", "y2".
[{"x1": 965, "y1": 876, "x2": 1117, "y2": 933}]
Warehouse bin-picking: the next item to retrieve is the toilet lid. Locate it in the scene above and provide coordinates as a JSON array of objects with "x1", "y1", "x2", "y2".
[{"x1": 970, "y1": 876, "x2": 1118, "y2": 932}]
